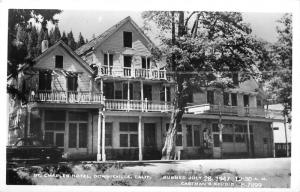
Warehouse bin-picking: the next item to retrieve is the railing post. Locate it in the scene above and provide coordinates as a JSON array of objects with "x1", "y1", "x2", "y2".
[{"x1": 145, "y1": 98, "x2": 148, "y2": 112}]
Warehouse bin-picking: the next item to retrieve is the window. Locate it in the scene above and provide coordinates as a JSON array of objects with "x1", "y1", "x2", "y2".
[
  {"x1": 119, "y1": 123, "x2": 138, "y2": 147},
  {"x1": 273, "y1": 127, "x2": 279, "y2": 130},
  {"x1": 104, "y1": 82, "x2": 115, "y2": 99},
  {"x1": 39, "y1": 71, "x2": 52, "y2": 91},
  {"x1": 243, "y1": 95, "x2": 249, "y2": 107},
  {"x1": 166, "y1": 123, "x2": 170, "y2": 132},
  {"x1": 186, "y1": 125, "x2": 201, "y2": 147},
  {"x1": 104, "y1": 54, "x2": 114, "y2": 66},
  {"x1": 67, "y1": 75, "x2": 78, "y2": 91},
  {"x1": 207, "y1": 90, "x2": 214, "y2": 104},
  {"x1": 176, "y1": 124, "x2": 182, "y2": 146},
  {"x1": 232, "y1": 73, "x2": 239, "y2": 86},
  {"x1": 141, "y1": 57, "x2": 150, "y2": 69},
  {"x1": 105, "y1": 123, "x2": 113, "y2": 146},
  {"x1": 55, "y1": 55, "x2": 63, "y2": 68},
  {"x1": 223, "y1": 92, "x2": 229, "y2": 106},
  {"x1": 45, "y1": 110, "x2": 66, "y2": 121},
  {"x1": 143, "y1": 84, "x2": 152, "y2": 100},
  {"x1": 123, "y1": 83, "x2": 133, "y2": 100},
  {"x1": 160, "y1": 86, "x2": 171, "y2": 102},
  {"x1": 124, "y1": 55, "x2": 132, "y2": 67},
  {"x1": 186, "y1": 125, "x2": 193, "y2": 146},
  {"x1": 123, "y1": 31, "x2": 132, "y2": 48},
  {"x1": 223, "y1": 134, "x2": 233, "y2": 142},
  {"x1": 231, "y1": 93, "x2": 237, "y2": 106},
  {"x1": 187, "y1": 93, "x2": 194, "y2": 103}
]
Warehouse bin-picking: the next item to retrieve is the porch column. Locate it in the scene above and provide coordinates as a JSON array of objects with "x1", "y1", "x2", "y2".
[
  {"x1": 41, "y1": 110, "x2": 45, "y2": 140},
  {"x1": 26, "y1": 106, "x2": 31, "y2": 138},
  {"x1": 247, "y1": 119, "x2": 252, "y2": 157},
  {"x1": 97, "y1": 109, "x2": 102, "y2": 161},
  {"x1": 271, "y1": 123, "x2": 276, "y2": 158},
  {"x1": 138, "y1": 115, "x2": 143, "y2": 161},
  {"x1": 141, "y1": 81, "x2": 144, "y2": 111},
  {"x1": 164, "y1": 85, "x2": 167, "y2": 110},
  {"x1": 102, "y1": 113, "x2": 106, "y2": 161},
  {"x1": 127, "y1": 80, "x2": 130, "y2": 111},
  {"x1": 107, "y1": 52, "x2": 110, "y2": 75}
]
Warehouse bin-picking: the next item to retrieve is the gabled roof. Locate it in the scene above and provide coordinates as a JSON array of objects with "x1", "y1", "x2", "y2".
[
  {"x1": 34, "y1": 40, "x2": 94, "y2": 74},
  {"x1": 75, "y1": 16, "x2": 156, "y2": 56}
]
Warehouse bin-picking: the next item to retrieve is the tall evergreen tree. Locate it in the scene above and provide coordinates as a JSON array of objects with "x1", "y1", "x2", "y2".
[
  {"x1": 27, "y1": 25, "x2": 38, "y2": 59},
  {"x1": 77, "y1": 32, "x2": 85, "y2": 48},
  {"x1": 49, "y1": 28, "x2": 55, "y2": 46},
  {"x1": 61, "y1": 31, "x2": 68, "y2": 44},
  {"x1": 67, "y1": 30, "x2": 76, "y2": 50}
]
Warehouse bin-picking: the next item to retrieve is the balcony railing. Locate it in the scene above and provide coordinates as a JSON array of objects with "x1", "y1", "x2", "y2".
[
  {"x1": 29, "y1": 91, "x2": 102, "y2": 104},
  {"x1": 104, "y1": 99, "x2": 173, "y2": 112},
  {"x1": 186, "y1": 104, "x2": 283, "y2": 119},
  {"x1": 100, "y1": 66, "x2": 167, "y2": 80}
]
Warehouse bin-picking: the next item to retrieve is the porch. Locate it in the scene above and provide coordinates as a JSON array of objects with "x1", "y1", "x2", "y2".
[{"x1": 100, "y1": 66, "x2": 167, "y2": 80}]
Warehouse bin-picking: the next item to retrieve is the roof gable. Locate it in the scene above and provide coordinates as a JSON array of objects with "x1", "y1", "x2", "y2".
[
  {"x1": 75, "y1": 16, "x2": 156, "y2": 56},
  {"x1": 34, "y1": 40, "x2": 94, "y2": 74}
]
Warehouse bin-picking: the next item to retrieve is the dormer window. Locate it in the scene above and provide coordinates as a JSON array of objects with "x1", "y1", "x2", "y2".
[
  {"x1": 123, "y1": 31, "x2": 132, "y2": 48},
  {"x1": 55, "y1": 55, "x2": 63, "y2": 68}
]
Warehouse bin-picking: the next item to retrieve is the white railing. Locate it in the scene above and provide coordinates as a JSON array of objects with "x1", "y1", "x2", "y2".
[
  {"x1": 186, "y1": 104, "x2": 283, "y2": 119},
  {"x1": 104, "y1": 99, "x2": 173, "y2": 112},
  {"x1": 29, "y1": 90, "x2": 102, "y2": 104},
  {"x1": 99, "y1": 66, "x2": 167, "y2": 80}
]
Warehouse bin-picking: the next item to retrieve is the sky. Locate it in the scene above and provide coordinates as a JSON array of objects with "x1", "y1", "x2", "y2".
[{"x1": 53, "y1": 10, "x2": 286, "y2": 44}]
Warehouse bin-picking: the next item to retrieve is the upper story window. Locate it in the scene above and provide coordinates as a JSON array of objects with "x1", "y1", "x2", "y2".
[
  {"x1": 67, "y1": 75, "x2": 78, "y2": 92},
  {"x1": 187, "y1": 92, "x2": 194, "y2": 103},
  {"x1": 123, "y1": 31, "x2": 132, "y2": 48},
  {"x1": 143, "y1": 84, "x2": 152, "y2": 100},
  {"x1": 223, "y1": 92, "x2": 230, "y2": 106},
  {"x1": 55, "y1": 55, "x2": 63, "y2": 68},
  {"x1": 160, "y1": 86, "x2": 171, "y2": 102},
  {"x1": 123, "y1": 83, "x2": 133, "y2": 100},
  {"x1": 243, "y1": 95, "x2": 249, "y2": 107},
  {"x1": 231, "y1": 93, "x2": 237, "y2": 106},
  {"x1": 232, "y1": 73, "x2": 239, "y2": 86},
  {"x1": 207, "y1": 90, "x2": 214, "y2": 104},
  {"x1": 257, "y1": 98, "x2": 262, "y2": 107},
  {"x1": 124, "y1": 55, "x2": 132, "y2": 67},
  {"x1": 142, "y1": 57, "x2": 150, "y2": 69},
  {"x1": 39, "y1": 71, "x2": 52, "y2": 91},
  {"x1": 104, "y1": 54, "x2": 114, "y2": 66}
]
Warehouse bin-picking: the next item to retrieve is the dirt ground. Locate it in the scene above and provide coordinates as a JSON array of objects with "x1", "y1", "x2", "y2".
[{"x1": 7, "y1": 157, "x2": 291, "y2": 188}]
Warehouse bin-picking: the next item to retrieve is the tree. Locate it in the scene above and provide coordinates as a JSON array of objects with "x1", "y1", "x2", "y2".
[
  {"x1": 265, "y1": 14, "x2": 292, "y2": 115},
  {"x1": 77, "y1": 32, "x2": 86, "y2": 48},
  {"x1": 142, "y1": 11, "x2": 264, "y2": 160},
  {"x1": 26, "y1": 24, "x2": 39, "y2": 60},
  {"x1": 61, "y1": 31, "x2": 68, "y2": 44},
  {"x1": 67, "y1": 30, "x2": 77, "y2": 50},
  {"x1": 8, "y1": 9, "x2": 62, "y2": 76}
]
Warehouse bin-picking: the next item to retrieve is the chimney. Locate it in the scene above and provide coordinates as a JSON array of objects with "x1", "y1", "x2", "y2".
[{"x1": 41, "y1": 40, "x2": 49, "y2": 53}]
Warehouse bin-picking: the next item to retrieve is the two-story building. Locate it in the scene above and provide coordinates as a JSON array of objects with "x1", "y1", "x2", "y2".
[{"x1": 7, "y1": 16, "x2": 282, "y2": 161}]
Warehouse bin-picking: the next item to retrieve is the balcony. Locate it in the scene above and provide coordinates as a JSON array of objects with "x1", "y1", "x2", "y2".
[
  {"x1": 104, "y1": 99, "x2": 173, "y2": 112},
  {"x1": 185, "y1": 104, "x2": 283, "y2": 119},
  {"x1": 100, "y1": 66, "x2": 167, "y2": 80},
  {"x1": 29, "y1": 91, "x2": 102, "y2": 104}
]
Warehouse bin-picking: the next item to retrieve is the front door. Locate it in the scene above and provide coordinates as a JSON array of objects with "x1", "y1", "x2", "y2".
[
  {"x1": 144, "y1": 123, "x2": 158, "y2": 159},
  {"x1": 212, "y1": 124, "x2": 221, "y2": 158},
  {"x1": 68, "y1": 123, "x2": 88, "y2": 153}
]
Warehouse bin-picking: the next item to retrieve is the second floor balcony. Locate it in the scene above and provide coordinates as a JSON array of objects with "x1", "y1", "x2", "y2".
[
  {"x1": 100, "y1": 66, "x2": 167, "y2": 80},
  {"x1": 28, "y1": 90, "x2": 282, "y2": 119}
]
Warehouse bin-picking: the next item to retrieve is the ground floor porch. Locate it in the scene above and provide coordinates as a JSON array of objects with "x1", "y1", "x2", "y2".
[{"x1": 10, "y1": 106, "x2": 275, "y2": 161}]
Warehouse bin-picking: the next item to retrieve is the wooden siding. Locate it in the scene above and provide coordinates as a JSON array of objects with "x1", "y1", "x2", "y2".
[{"x1": 34, "y1": 45, "x2": 92, "y2": 92}]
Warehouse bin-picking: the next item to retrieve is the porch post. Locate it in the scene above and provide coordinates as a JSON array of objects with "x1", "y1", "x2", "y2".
[
  {"x1": 97, "y1": 109, "x2": 102, "y2": 161},
  {"x1": 102, "y1": 113, "x2": 106, "y2": 161},
  {"x1": 107, "y1": 52, "x2": 110, "y2": 75},
  {"x1": 138, "y1": 115, "x2": 143, "y2": 161},
  {"x1": 127, "y1": 80, "x2": 130, "y2": 111},
  {"x1": 164, "y1": 85, "x2": 167, "y2": 111},
  {"x1": 271, "y1": 123, "x2": 276, "y2": 158},
  {"x1": 27, "y1": 106, "x2": 31, "y2": 138},
  {"x1": 247, "y1": 119, "x2": 252, "y2": 157},
  {"x1": 141, "y1": 81, "x2": 144, "y2": 111},
  {"x1": 41, "y1": 110, "x2": 45, "y2": 140}
]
